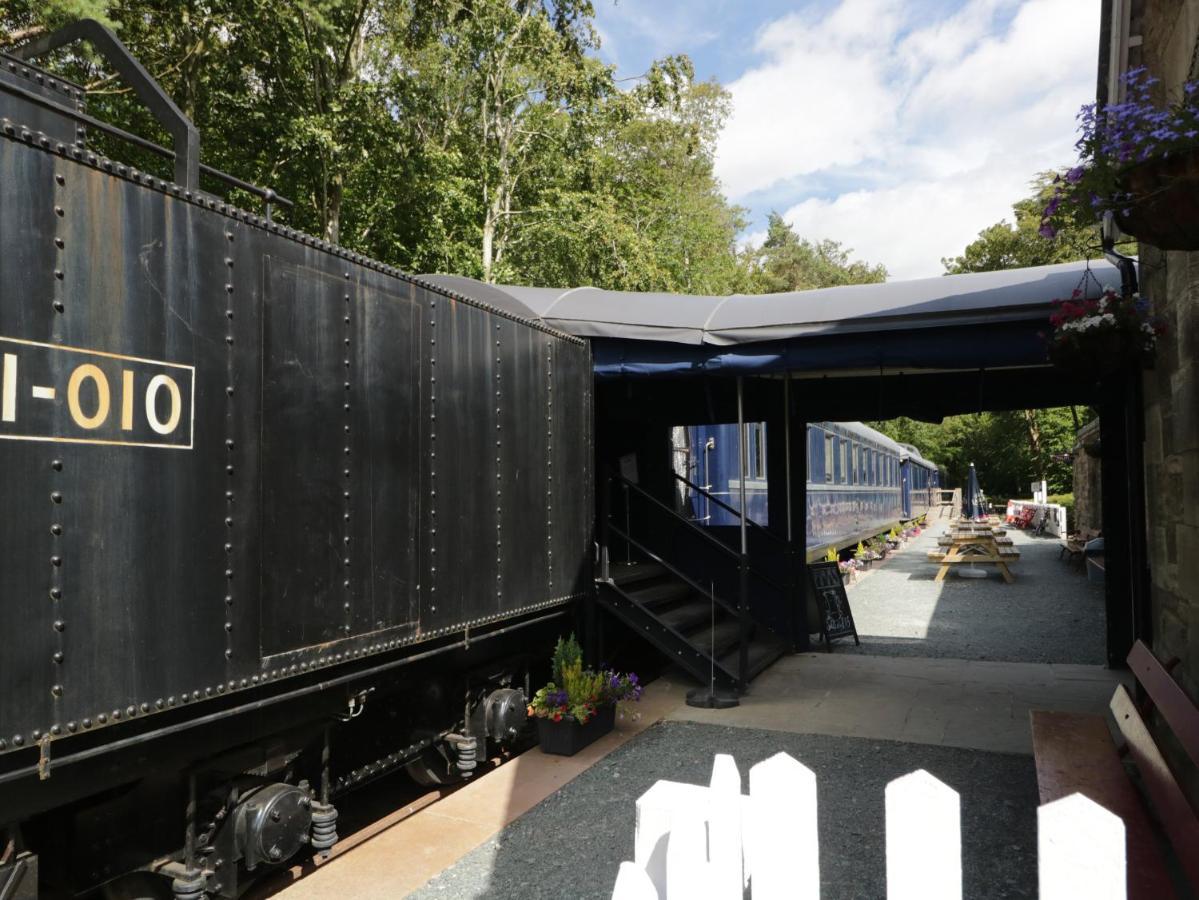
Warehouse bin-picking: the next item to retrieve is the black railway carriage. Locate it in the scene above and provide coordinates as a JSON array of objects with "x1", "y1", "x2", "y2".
[{"x1": 0, "y1": 25, "x2": 591, "y2": 899}]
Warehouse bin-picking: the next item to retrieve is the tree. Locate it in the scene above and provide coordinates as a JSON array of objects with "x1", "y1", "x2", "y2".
[
  {"x1": 749, "y1": 213, "x2": 886, "y2": 292},
  {"x1": 941, "y1": 173, "x2": 1095, "y2": 274}
]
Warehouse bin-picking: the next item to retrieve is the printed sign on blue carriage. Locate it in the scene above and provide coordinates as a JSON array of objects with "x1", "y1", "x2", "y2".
[{"x1": 0, "y1": 337, "x2": 194, "y2": 449}]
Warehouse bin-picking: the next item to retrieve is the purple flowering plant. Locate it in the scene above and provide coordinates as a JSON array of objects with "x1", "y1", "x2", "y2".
[
  {"x1": 1040, "y1": 68, "x2": 1199, "y2": 239},
  {"x1": 527, "y1": 634, "x2": 642, "y2": 725}
]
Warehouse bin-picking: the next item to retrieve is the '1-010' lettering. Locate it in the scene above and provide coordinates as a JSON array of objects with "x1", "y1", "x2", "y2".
[
  {"x1": 2, "y1": 355, "x2": 182, "y2": 434},
  {"x1": 0, "y1": 338, "x2": 194, "y2": 449}
]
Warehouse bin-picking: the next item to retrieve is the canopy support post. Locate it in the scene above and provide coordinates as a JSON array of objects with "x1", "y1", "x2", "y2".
[
  {"x1": 737, "y1": 377, "x2": 750, "y2": 686},
  {"x1": 784, "y1": 373, "x2": 797, "y2": 651}
]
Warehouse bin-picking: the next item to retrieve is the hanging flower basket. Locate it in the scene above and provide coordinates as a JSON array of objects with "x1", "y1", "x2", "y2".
[
  {"x1": 1114, "y1": 148, "x2": 1199, "y2": 250},
  {"x1": 1045, "y1": 286, "x2": 1161, "y2": 375},
  {"x1": 1038, "y1": 69, "x2": 1199, "y2": 247}
]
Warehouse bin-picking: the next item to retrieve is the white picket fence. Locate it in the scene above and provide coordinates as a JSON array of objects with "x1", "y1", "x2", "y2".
[{"x1": 611, "y1": 753, "x2": 1126, "y2": 900}]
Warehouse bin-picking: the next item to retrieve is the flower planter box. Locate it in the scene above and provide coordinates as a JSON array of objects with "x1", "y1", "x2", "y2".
[
  {"x1": 536, "y1": 705, "x2": 616, "y2": 756},
  {"x1": 1116, "y1": 150, "x2": 1199, "y2": 251}
]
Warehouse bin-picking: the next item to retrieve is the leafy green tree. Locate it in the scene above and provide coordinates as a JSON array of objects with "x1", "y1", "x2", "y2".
[
  {"x1": 941, "y1": 173, "x2": 1095, "y2": 274},
  {"x1": 749, "y1": 213, "x2": 886, "y2": 292}
]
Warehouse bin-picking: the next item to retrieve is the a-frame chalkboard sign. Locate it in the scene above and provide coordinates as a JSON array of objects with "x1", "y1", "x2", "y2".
[{"x1": 808, "y1": 561, "x2": 860, "y2": 651}]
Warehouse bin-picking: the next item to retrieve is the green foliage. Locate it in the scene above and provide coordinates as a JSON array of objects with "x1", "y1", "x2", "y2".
[
  {"x1": 854, "y1": 541, "x2": 867, "y2": 560},
  {"x1": 531, "y1": 636, "x2": 641, "y2": 724},
  {"x1": 1, "y1": 2, "x2": 759, "y2": 294},
  {"x1": 550, "y1": 632, "x2": 583, "y2": 684},
  {"x1": 749, "y1": 212, "x2": 886, "y2": 291},
  {"x1": 942, "y1": 174, "x2": 1094, "y2": 274},
  {"x1": 823, "y1": 545, "x2": 838, "y2": 563},
  {"x1": 869, "y1": 407, "x2": 1092, "y2": 500}
]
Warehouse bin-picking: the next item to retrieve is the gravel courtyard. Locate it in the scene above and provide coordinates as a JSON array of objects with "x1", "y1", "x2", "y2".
[
  {"x1": 407, "y1": 720, "x2": 1040, "y2": 900},
  {"x1": 838, "y1": 525, "x2": 1106, "y2": 665}
]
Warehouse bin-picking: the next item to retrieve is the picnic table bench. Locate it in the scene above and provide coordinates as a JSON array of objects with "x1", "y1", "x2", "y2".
[
  {"x1": 938, "y1": 533, "x2": 1013, "y2": 547},
  {"x1": 1030, "y1": 640, "x2": 1199, "y2": 898},
  {"x1": 926, "y1": 539, "x2": 1020, "y2": 582}
]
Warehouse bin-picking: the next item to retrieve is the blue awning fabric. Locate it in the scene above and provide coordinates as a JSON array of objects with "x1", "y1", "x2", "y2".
[{"x1": 419, "y1": 259, "x2": 1120, "y2": 378}]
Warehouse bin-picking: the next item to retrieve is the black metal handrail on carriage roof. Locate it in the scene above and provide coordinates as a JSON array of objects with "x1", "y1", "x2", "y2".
[
  {"x1": 670, "y1": 471, "x2": 787, "y2": 549},
  {"x1": 4, "y1": 19, "x2": 292, "y2": 217}
]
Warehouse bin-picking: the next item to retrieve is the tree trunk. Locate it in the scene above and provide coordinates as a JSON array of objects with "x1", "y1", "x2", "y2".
[
  {"x1": 1023, "y1": 409, "x2": 1045, "y2": 480},
  {"x1": 325, "y1": 173, "x2": 343, "y2": 245}
]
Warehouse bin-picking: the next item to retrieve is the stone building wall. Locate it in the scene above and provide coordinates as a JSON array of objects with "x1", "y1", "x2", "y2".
[
  {"x1": 1072, "y1": 418, "x2": 1102, "y2": 535},
  {"x1": 1136, "y1": 0, "x2": 1199, "y2": 803}
]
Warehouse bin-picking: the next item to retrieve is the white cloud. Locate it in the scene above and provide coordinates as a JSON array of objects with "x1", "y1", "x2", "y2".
[{"x1": 715, "y1": 0, "x2": 1100, "y2": 278}]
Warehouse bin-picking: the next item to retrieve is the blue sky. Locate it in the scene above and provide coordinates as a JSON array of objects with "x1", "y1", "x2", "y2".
[{"x1": 591, "y1": 0, "x2": 1100, "y2": 280}]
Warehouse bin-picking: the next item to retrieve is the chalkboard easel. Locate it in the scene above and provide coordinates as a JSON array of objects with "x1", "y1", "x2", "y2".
[{"x1": 808, "y1": 561, "x2": 860, "y2": 651}]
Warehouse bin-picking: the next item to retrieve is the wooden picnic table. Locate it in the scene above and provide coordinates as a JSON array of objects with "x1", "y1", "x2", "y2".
[
  {"x1": 939, "y1": 532, "x2": 1013, "y2": 547},
  {"x1": 927, "y1": 537, "x2": 1020, "y2": 583}
]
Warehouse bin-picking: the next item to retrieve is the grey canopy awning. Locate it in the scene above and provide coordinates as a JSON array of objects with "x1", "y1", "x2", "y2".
[{"x1": 420, "y1": 259, "x2": 1120, "y2": 347}]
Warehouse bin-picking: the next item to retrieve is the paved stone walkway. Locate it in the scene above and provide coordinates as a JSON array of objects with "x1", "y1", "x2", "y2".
[
  {"x1": 672, "y1": 652, "x2": 1125, "y2": 755},
  {"x1": 838, "y1": 526, "x2": 1106, "y2": 664}
]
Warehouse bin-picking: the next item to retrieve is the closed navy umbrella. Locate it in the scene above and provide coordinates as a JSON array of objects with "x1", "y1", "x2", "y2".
[{"x1": 963, "y1": 462, "x2": 985, "y2": 520}]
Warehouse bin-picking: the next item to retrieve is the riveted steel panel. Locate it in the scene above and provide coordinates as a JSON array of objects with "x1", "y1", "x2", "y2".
[
  {"x1": 260, "y1": 258, "x2": 349, "y2": 654},
  {"x1": 551, "y1": 340, "x2": 593, "y2": 598},
  {"x1": 357, "y1": 276, "x2": 421, "y2": 637},
  {"x1": 425, "y1": 295, "x2": 498, "y2": 630},
  {"x1": 0, "y1": 80, "x2": 593, "y2": 759},
  {"x1": 0, "y1": 52, "x2": 85, "y2": 147},
  {"x1": 498, "y1": 326, "x2": 551, "y2": 608}
]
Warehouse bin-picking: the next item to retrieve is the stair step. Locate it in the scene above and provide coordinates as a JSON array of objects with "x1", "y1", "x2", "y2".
[
  {"x1": 655, "y1": 599, "x2": 714, "y2": 633},
  {"x1": 688, "y1": 618, "x2": 742, "y2": 660},
  {"x1": 717, "y1": 637, "x2": 785, "y2": 682},
  {"x1": 627, "y1": 580, "x2": 692, "y2": 607},
  {"x1": 611, "y1": 562, "x2": 666, "y2": 588}
]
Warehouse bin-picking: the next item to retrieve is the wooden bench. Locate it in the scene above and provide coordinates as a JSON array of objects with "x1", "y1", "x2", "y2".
[
  {"x1": 1030, "y1": 641, "x2": 1199, "y2": 898},
  {"x1": 1059, "y1": 530, "x2": 1096, "y2": 568}
]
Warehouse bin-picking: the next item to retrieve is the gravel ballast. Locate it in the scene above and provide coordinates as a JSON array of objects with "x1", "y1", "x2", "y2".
[
  {"x1": 406, "y1": 720, "x2": 1039, "y2": 899},
  {"x1": 838, "y1": 526, "x2": 1105, "y2": 664}
]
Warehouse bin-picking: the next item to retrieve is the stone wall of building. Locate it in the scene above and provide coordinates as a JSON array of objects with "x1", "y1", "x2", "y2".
[
  {"x1": 1072, "y1": 418, "x2": 1102, "y2": 535},
  {"x1": 1137, "y1": 0, "x2": 1199, "y2": 804}
]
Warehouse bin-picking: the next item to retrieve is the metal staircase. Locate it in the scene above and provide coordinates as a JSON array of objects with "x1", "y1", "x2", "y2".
[{"x1": 597, "y1": 471, "x2": 789, "y2": 693}]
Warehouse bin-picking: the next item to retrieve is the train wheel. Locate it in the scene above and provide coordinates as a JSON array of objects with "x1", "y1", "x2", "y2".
[{"x1": 403, "y1": 746, "x2": 462, "y2": 787}]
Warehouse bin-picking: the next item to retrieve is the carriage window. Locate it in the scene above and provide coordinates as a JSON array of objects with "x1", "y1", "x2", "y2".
[
  {"x1": 748, "y1": 423, "x2": 767, "y2": 480},
  {"x1": 848, "y1": 443, "x2": 856, "y2": 483},
  {"x1": 839, "y1": 439, "x2": 848, "y2": 483},
  {"x1": 824, "y1": 434, "x2": 833, "y2": 483}
]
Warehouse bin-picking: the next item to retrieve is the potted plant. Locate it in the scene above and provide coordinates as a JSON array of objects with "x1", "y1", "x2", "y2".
[
  {"x1": 1047, "y1": 285, "x2": 1161, "y2": 374},
  {"x1": 853, "y1": 541, "x2": 871, "y2": 569},
  {"x1": 1040, "y1": 68, "x2": 1199, "y2": 250},
  {"x1": 528, "y1": 635, "x2": 642, "y2": 756},
  {"x1": 886, "y1": 526, "x2": 901, "y2": 550}
]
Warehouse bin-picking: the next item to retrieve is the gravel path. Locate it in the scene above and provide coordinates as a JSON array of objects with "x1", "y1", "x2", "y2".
[
  {"x1": 406, "y1": 720, "x2": 1038, "y2": 900},
  {"x1": 839, "y1": 526, "x2": 1105, "y2": 664}
]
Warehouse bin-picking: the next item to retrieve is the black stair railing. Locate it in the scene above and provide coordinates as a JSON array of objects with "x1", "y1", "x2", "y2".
[
  {"x1": 599, "y1": 468, "x2": 789, "y2": 686},
  {"x1": 670, "y1": 472, "x2": 797, "y2": 649}
]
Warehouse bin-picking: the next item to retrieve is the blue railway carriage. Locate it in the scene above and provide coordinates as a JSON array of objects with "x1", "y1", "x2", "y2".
[
  {"x1": 899, "y1": 442, "x2": 941, "y2": 519},
  {"x1": 806, "y1": 421, "x2": 905, "y2": 557},
  {"x1": 675, "y1": 421, "x2": 930, "y2": 559}
]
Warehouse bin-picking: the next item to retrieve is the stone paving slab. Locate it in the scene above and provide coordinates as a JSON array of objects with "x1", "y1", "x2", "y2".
[
  {"x1": 839, "y1": 526, "x2": 1106, "y2": 664},
  {"x1": 407, "y1": 721, "x2": 1040, "y2": 900},
  {"x1": 670, "y1": 652, "x2": 1126, "y2": 755}
]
